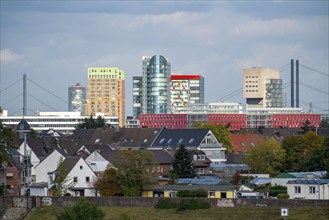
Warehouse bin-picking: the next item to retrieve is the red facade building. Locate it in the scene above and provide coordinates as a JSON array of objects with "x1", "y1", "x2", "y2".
[
  {"x1": 139, "y1": 114, "x2": 188, "y2": 129},
  {"x1": 208, "y1": 114, "x2": 247, "y2": 130},
  {"x1": 139, "y1": 113, "x2": 321, "y2": 130},
  {"x1": 272, "y1": 114, "x2": 322, "y2": 128}
]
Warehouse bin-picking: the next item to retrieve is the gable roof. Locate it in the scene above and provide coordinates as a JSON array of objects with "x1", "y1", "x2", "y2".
[
  {"x1": 274, "y1": 171, "x2": 327, "y2": 179},
  {"x1": 150, "y1": 128, "x2": 211, "y2": 149},
  {"x1": 59, "y1": 156, "x2": 81, "y2": 175},
  {"x1": 230, "y1": 133, "x2": 263, "y2": 153},
  {"x1": 287, "y1": 179, "x2": 329, "y2": 184},
  {"x1": 147, "y1": 150, "x2": 173, "y2": 164},
  {"x1": 71, "y1": 127, "x2": 161, "y2": 149}
]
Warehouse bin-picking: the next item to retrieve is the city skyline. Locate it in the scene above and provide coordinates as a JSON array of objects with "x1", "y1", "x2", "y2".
[{"x1": 1, "y1": 1, "x2": 328, "y2": 116}]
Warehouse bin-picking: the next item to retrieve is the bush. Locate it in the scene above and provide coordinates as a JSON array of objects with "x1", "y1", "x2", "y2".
[
  {"x1": 154, "y1": 198, "x2": 178, "y2": 209},
  {"x1": 276, "y1": 193, "x2": 289, "y2": 199},
  {"x1": 269, "y1": 186, "x2": 287, "y2": 197},
  {"x1": 177, "y1": 199, "x2": 211, "y2": 211},
  {"x1": 57, "y1": 198, "x2": 105, "y2": 220},
  {"x1": 176, "y1": 188, "x2": 208, "y2": 197},
  {"x1": 194, "y1": 188, "x2": 208, "y2": 197}
]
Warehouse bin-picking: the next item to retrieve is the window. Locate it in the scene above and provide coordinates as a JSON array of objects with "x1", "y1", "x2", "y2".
[
  {"x1": 80, "y1": 165, "x2": 83, "y2": 170},
  {"x1": 294, "y1": 186, "x2": 301, "y2": 194},
  {"x1": 86, "y1": 177, "x2": 90, "y2": 182},
  {"x1": 309, "y1": 186, "x2": 316, "y2": 194},
  {"x1": 73, "y1": 177, "x2": 78, "y2": 182},
  {"x1": 209, "y1": 191, "x2": 215, "y2": 197}
]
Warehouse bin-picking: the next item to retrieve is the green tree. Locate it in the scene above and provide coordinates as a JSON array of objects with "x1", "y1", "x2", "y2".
[
  {"x1": 193, "y1": 122, "x2": 233, "y2": 153},
  {"x1": 51, "y1": 157, "x2": 75, "y2": 196},
  {"x1": 93, "y1": 168, "x2": 122, "y2": 196},
  {"x1": 0, "y1": 110, "x2": 17, "y2": 162},
  {"x1": 57, "y1": 198, "x2": 105, "y2": 220},
  {"x1": 114, "y1": 150, "x2": 157, "y2": 196},
  {"x1": 76, "y1": 115, "x2": 106, "y2": 129},
  {"x1": 170, "y1": 144, "x2": 195, "y2": 179},
  {"x1": 302, "y1": 136, "x2": 329, "y2": 177},
  {"x1": 300, "y1": 120, "x2": 316, "y2": 134},
  {"x1": 245, "y1": 137, "x2": 285, "y2": 176},
  {"x1": 282, "y1": 131, "x2": 323, "y2": 172}
]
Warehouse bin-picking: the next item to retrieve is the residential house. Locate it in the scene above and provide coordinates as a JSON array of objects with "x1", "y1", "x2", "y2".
[
  {"x1": 147, "y1": 150, "x2": 174, "y2": 178},
  {"x1": 149, "y1": 128, "x2": 226, "y2": 164},
  {"x1": 142, "y1": 184, "x2": 237, "y2": 198},
  {"x1": 49, "y1": 156, "x2": 97, "y2": 196},
  {"x1": 84, "y1": 149, "x2": 113, "y2": 174},
  {"x1": 34, "y1": 149, "x2": 66, "y2": 183},
  {"x1": 190, "y1": 150, "x2": 212, "y2": 175},
  {"x1": 0, "y1": 148, "x2": 23, "y2": 195},
  {"x1": 287, "y1": 179, "x2": 329, "y2": 200}
]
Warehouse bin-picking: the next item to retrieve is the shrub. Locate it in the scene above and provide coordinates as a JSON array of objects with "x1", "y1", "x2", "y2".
[
  {"x1": 177, "y1": 199, "x2": 211, "y2": 211},
  {"x1": 57, "y1": 198, "x2": 105, "y2": 220},
  {"x1": 154, "y1": 198, "x2": 178, "y2": 209},
  {"x1": 176, "y1": 190, "x2": 193, "y2": 197},
  {"x1": 176, "y1": 188, "x2": 208, "y2": 197},
  {"x1": 276, "y1": 193, "x2": 289, "y2": 199},
  {"x1": 269, "y1": 186, "x2": 287, "y2": 197}
]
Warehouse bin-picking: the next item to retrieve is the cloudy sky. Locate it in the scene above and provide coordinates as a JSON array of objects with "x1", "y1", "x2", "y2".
[{"x1": 1, "y1": 0, "x2": 328, "y2": 116}]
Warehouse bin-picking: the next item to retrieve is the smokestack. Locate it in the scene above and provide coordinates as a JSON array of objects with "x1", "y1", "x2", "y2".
[
  {"x1": 291, "y1": 59, "x2": 294, "y2": 108},
  {"x1": 296, "y1": 60, "x2": 299, "y2": 108}
]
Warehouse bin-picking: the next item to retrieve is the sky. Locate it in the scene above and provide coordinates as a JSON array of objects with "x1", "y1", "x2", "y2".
[{"x1": 0, "y1": 0, "x2": 328, "y2": 116}]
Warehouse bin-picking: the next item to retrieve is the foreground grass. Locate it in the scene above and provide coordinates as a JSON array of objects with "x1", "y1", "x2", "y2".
[{"x1": 26, "y1": 206, "x2": 329, "y2": 220}]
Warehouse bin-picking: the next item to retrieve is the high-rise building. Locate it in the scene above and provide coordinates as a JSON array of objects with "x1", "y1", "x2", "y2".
[
  {"x1": 68, "y1": 83, "x2": 86, "y2": 114},
  {"x1": 170, "y1": 74, "x2": 205, "y2": 113},
  {"x1": 243, "y1": 67, "x2": 283, "y2": 109},
  {"x1": 132, "y1": 76, "x2": 143, "y2": 119},
  {"x1": 140, "y1": 55, "x2": 171, "y2": 115},
  {"x1": 86, "y1": 67, "x2": 125, "y2": 127}
]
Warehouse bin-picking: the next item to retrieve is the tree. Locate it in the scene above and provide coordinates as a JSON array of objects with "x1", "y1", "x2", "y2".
[
  {"x1": 93, "y1": 168, "x2": 122, "y2": 196},
  {"x1": 0, "y1": 112, "x2": 17, "y2": 162},
  {"x1": 282, "y1": 131, "x2": 323, "y2": 172},
  {"x1": 245, "y1": 137, "x2": 285, "y2": 176},
  {"x1": 300, "y1": 120, "x2": 316, "y2": 134},
  {"x1": 57, "y1": 198, "x2": 105, "y2": 220},
  {"x1": 193, "y1": 122, "x2": 233, "y2": 153},
  {"x1": 170, "y1": 144, "x2": 195, "y2": 179},
  {"x1": 302, "y1": 136, "x2": 329, "y2": 177},
  {"x1": 114, "y1": 150, "x2": 157, "y2": 196},
  {"x1": 76, "y1": 115, "x2": 106, "y2": 129},
  {"x1": 51, "y1": 157, "x2": 75, "y2": 196}
]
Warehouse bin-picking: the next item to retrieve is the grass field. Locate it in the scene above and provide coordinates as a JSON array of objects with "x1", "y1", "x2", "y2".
[{"x1": 25, "y1": 206, "x2": 329, "y2": 220}]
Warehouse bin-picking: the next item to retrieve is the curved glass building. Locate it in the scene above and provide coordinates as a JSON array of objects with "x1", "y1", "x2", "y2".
[
  {"x1": 142, "y1": 55, "x2": 171, "y2": 114},
  {"x1": 68, "y1": 83, "x2": 86, "y2": 114}
]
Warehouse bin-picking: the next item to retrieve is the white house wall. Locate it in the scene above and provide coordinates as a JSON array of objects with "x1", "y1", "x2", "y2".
[
  {"x1": 18, "y1": 142, "x2": 40, "y2": 177},
  {"x1": 65, "y1": 158, "x2": 97, "y2": 196},
  {"x1": 287, "y1": 183, "x2": 329, "y2": 200},
  {"x1": 34, "y1": 150, "x2": 64, "y2": 183}
]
